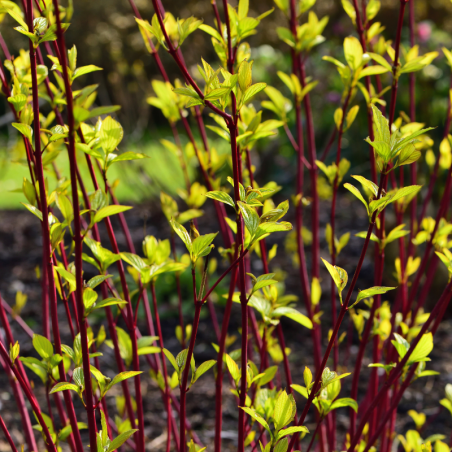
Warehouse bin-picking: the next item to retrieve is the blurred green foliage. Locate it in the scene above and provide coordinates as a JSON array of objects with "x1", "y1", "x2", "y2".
[{"x1": 1, "y1": 0, "x2": 452, "y2": 206}]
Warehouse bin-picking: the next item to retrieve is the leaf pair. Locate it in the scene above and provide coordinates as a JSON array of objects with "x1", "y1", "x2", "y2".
[
  {"x1": 170, "y1": 218, "x2": 218, "y2": 266},
  {"x1": 163, "y1": 348, "x2": 215, "y2": 388}
]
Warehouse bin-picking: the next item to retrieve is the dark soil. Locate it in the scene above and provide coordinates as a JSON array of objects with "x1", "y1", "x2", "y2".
[{"x1": 1, "y1": 198, "x2": 451, "y2": 451}]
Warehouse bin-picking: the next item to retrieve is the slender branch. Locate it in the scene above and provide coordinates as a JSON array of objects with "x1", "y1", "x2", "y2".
[
  {"x1": 0, "y1": 340, "x2": 58, "y2": 452},
  {"x1": 26, "y1": 2, "x2": 84, "y2": 449},
  {"x1": 150, "y1": 284, "x2": 173, "y2": 452},
  {"x1": 388, "y1": 0, "x2": 409, "y2": 128},
  {"x1": 51, "y1": 1, "x2": 100, "y2": 448},
  {"x1": 150, "y1": 0, "x2": 232, "y2": 123},
  {"x1": 0, "y1": 299, "x2": 38, "y2": 452},
  {"x1": 214, "y1": 263, "x2": 239, "y2": 452},
  {"x1": 201, "y1": 250, "x2": 248, "y2": 303},
  {"x1": 288, "y1": 169, "x2": 388, "y2": 452},
  {"x1": 179, "y1": 292, "x2": 203, "y2": 452},
  {"x1": 349, "y1": 278, "x2": 452, "y2": 451},
  {"x1": 0, "y1": 415, "x2": 19, "y2": 452},
  {"x1": 351, "y1": 0, "x2": 377, "y2": 181}
]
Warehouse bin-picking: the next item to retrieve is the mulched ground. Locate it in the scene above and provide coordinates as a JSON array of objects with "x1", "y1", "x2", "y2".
[{"x1": 1, "y1": 198, "x2": 451, "y2": 451}]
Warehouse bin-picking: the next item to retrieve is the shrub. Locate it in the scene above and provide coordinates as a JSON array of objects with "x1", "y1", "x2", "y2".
[{"x1": 1, "y1": 0, "x2": 452, "y2": 451}]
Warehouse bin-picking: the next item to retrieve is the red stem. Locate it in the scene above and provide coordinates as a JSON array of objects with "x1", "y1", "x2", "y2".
[
  {"x1": 179, "y1": 293, "x2": 203, "y2": 452},
  {"x1": 418, "y1": 73, "x2": 452, "y2": 227},
  {"x1": 0, "y1": 299, "x2": 38, "y2": 452},
  {"x1": 288, "y1": 170, "x2": 388, "y2": 452},
  {"x1": 201, "y1": 250, "x2": 248, "y2": 303},
  {"x1": 26, "y1": 2, "x2": 85, "y2": 449},
  {"x1": 351, "y1": 0, "x2": 377, "y2": 182},
  {"x1": 408, "y1": 0, "x2": 417, "y2": 246},
  {"x1": 0, "y1": 414, "x2": 19, "y2": 452},
  {"x1": 150, "y1": 283, "x2": 173, "y2": 452},
  {"x1": 289, "y1": 0, "x2": 322, "y2": 374},
  {"x1": 171, "y1": 233, "x2": 186, "y2": 348},
  {"x1": 298, "y1": 58, "x2": 320, "y2": 279},
  {"x1": 0, "y1": 340, "x2": 58, "y2": 452},
  {"x1": 150, "y1": 0, "x2": 232, "y2": 123},
  {"x1": 388, "y1": 0, "x2": 409, "y2": 128},
  {"x1": 51, "y1": 1, "x2": 100, "y2": 448},
  {"x1": 348, "y1": 278, "x2": 452, "y2": 451},
  {"x1": 214, "y1": 265, "x2": 239, "y2": 452}
]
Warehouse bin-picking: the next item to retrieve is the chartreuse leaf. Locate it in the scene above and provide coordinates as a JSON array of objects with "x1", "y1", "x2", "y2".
[
  {"x1": 97, "y1": 432, "x2": 104, "y2": 452},
  {"x1": 350, "y1": 286, "x2": 396, "y2": 308},
  {"x1": 240, "y1": 406, "x2": 272, "y2": 437},
  {"x1": 107, "y1": 429, "x2": 138, "y2": 452},
  {"x1": 408, "y1": 333, "x2": 433, "y2": 365},
  {"x1": 86, "y1": 275, "x2": 112, "y2": 289},
  {"x1": 351, "y1": 175, "x2": 379, "y2": 197},
  {"x1": 225, "y1": 354, "x2": 240, "y2": 382},
  {"x1": 203, "y1": 87, "x2": 230, "y2": 101},
  {"x1": 8, "y1": 94, "x2": 27, "y2": 113},
  {"x1": 88, "y1": 105, "x2": 121, "y2": 118},
  {"x1": 93, "y1": 205, "x2": 133, "y2": 223},
  {"x1": 273, "y1": 390, "x2": 296, "y2": 431},
  {"x1": 392, "y1": 333, "x2": 410, "y2": 359},
  {"x1": 176, "y1": 349, "x2": 196, "y2": 377},
  {"x1": 367, "y1": 52, "x2": 392, "y2": 71},
  {"x1": 276, "y1": 426, "x2": 309, "y2": 440},
  {"x1": 99, "y1": 116, "x2": 123, "y2": 153},
  {"x1": 341, "y1": 0, "x2": 356, "y2": 24},
  {"x1": 163, "y1": 348, "x2": 179, "y2": 373},
  {"x1": 274, "y1": 438, "x2": 289, "y2": 452},
  {"x1": 238, "y1": 201, "x2": 260, "y2": 236},
  {"x1": 271, "y1": 307, "x2": 313, "y2": 329},
  {"x1": 109, "y1": 151, "x2": 149, "y2": 164},
  {"x1": 90, "y1": 366, "x2": 107, "y2": 395},
  {"x1": 329, "y1": 398, "x2": 358, "y2": 413},
  {"x1": 21, "y1": 203, "x2": 43, "y2": 221},
  {"x1": 321, "y1": 367, "x2": 351, "y2": 390},
  {"x1": 343, "y1": 183, "x2": 369, "y2": 216},
  {"x1": 205, "y1": 191, "x2": 236, "y2": 208},
  {"x1": 170, "y1": 219, "x2": 192, "y2": 254},
  {"x1": 192, "y1": 232, "x2": 218, "y2": 261},
  {"x1": 358, "y1": 65, "x2": 389, "y2": 79},
  {"x1": 344, "y1": 36, "x2": 363, "y2": 70},
  {"x1": 258, "y1": 366, "x2": 278, "y2": 386},
  {"x1": 9, "y1": 341, "x2": 19, "y2": 364},
  {"x1": 90, "y1": 298, "x2": 127, "y2": 312},
  {"x1": 252, "y1": 275, "x2": 278, "y2": 293},
  {"x1": 388, "y1": 185, "x2": 422, "y2": 205},
  {"x1": 368, "y1": 362, "x2": 396, "y2": 374},
  {"x1": 106, "y1": 371, "x2": 143, "y2": 391},
  {"x1": 242, "y1": 82, "x2": 267, "y2": 105},
  {"x1": 3, "y1": 4, "x2": 27, "y2": 29},
  {"x1": 120, "y1": 252, "x2": 148, "y2": 272},
  {"x1": 137, "y1": 346, "x2": 160, "y2": 355},
  {"x1": 83, "y1": 288, "x2": 98, "y2": 310},
  {"x1": 192, "y1": 360, "x2": 216, "y2": 384},
  {"x1": 49, "y1": 382, "x2": 79, "y2": 395},
  {"x1": 72, "y1": 367, "x2": 85, "y2": 393},
  {"x1": 20, "y1": 357, "x2": 47, "y2": 383},
  {"x1": 345, "y1": 105, "x2": 359, "y2": 130},
  {"x1": 59, "y1": 422, "x2": 88, "y2": 442},
  {"x1": 72, "y1": 65, "x2": 102, "y2": 81},
  {"x1": 407, "y1": 410, "x2": 426, "y2": 430},
  {"x1": 321, "y1": 258, "x2": 348, "y2": 303},
  {"x1": 304, "y1": 366, "x2": 313, "y2": 390},
  {"x1": 199, "y1": 24, "x2": 223, "y2": 41},
  {"x1": 97, "y1": 410, "x2": 108, "y2": 448},
  {"x1": 33, "y1": 334, "x2": 53, "y2": 359},
  {"x1": 323, "y1": 55, "x2": 345, "y2": 69}
]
